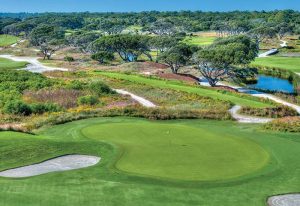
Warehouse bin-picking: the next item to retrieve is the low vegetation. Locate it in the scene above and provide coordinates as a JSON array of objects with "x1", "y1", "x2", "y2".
[
  {"x1": 264, "y1": 117, "x2": 300, "y2": 132},
  {"x1": 240, "y1": 105, "x2": 298, "y2": 118}
]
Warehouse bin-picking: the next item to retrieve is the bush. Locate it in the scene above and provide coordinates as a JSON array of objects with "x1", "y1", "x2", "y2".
[
  {"x1": 240, "y1": 105, "x2": 298, "y2": 118},
  {"x1": 30, "y1": 103, "x2": 62, "y2": 114},
  {"x1": 3, "y1": 101, "x2": 32, "y2": 116},
  {"x1": 77, "y1": 95, "x2": 99, "y2": 106},
  {"x1": 66, "y1": 80, "x2": 86, "y2": 90},
  {"x1": 64, "y1": 56, "x2": 75, "y2": 64},
  {"x1": 264, "y1": 117, "x2": 300, "y2": 133},
  {"x1": 88, "y1": 81, "x2": 115, "y2": 96},
  {"x1": 91, "y1": 51, "x2": 114, "y2": 64}
]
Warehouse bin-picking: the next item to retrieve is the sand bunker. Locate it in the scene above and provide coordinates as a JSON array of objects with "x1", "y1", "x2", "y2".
[
  {"x1": 0, "y1": 155, "x2": 100, "y2": 178},
  {"x1": 268, "y1": 194, "x2": 300, "y2": 206}
]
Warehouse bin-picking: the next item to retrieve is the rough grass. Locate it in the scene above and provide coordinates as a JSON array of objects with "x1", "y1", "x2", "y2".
[
  {"x1": 0, "y1": 118, "x2": 300, "y2": 206},
  {"x1": 251, "y1": 56, "x2": 300, "y2": 73},
  {"x1": 0, "y1": 35, "x2": 19, "y2": 47},
  {"x1": 97, "y1": 72, "x2": 274, "y2": 108},
  {"x1": 0, "y1": 58, "x2": 28, "y2": 70}
]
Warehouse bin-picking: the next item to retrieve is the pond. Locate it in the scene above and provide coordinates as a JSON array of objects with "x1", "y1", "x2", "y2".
[{"x1": 247, "y1": 75, "x2": 295, "y2": 94}]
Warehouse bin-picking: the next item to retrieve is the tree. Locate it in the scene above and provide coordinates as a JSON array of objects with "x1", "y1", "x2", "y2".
[
  {"x1": 91, "y1": 51, "x2": 114, "y2": 64},
  {"x1": 158, "y1": 43, "x2": 196, "y2": 74},
  {"x1": 248, "y1": 26, "x2": 276, "y2": 49},
  {"x1": 98, "y1": 20, "x2": 126, "y2": 35},
  {"x1": 67, "y1": 31, "x2": 101, "y2": 53},
  {"x1": 194, "y1": 35, "x2": 258, "y2": 87},
  {"x1": 146, "y1": 20, "x2": 176, "y2": 36},
  {"x1": 91, "y1": 34, "x2": 151, "y2": 62},
  {"x1": 150, "y1": 36, "x2": 178, "y2": 61},
  {"x1": 275, "y1": 23, "x2": 293, "y2": 40},
  {"x1": 29, "y1": 25, "x2": 64, "y2": 60}
]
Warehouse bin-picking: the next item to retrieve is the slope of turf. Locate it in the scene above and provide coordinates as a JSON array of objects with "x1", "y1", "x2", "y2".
[
  {"x1": 97, "y1": 72, "x2": 273, "y2": 108},
  {"x1": 0, "y1": 35, "x2": 19, "y2": 47},
  {"x1": 0, "y1": 57, "x2": 28, "y2": 70},
  {"x1": 252, "y1": 56, "x2": 300, "y2": 73},
  {"x1": 0, "y1": 117, "x2": 300, "y2": 206},
  {"x1": 82, "y1": 121, "x2": 269, "y2": 181}
]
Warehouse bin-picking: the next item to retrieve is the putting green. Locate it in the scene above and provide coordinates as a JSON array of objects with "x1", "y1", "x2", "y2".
[{"x1": 82, "y1": 121, "x2": 269, "y2": 181}]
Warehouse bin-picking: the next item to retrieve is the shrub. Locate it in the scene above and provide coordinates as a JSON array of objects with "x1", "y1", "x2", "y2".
[
  {"x1": 67, "y1": 80, "x2": 86, "y2": 90},
  {"x1": 78, "y1": 95, "x2": 99, "y2": 106},
  {"x1": 91, "y1": 51, "x2": 114, "y2": 64},
  {"x1": 30, "y1": 103, "x2": 62, "y2": 114},
  {"x1": 3, "y1": 101, "x2": 32, "y2": 116},
  {"x1": 88, "y1": 81, "x2": 115, "y2": 96},
  {"x1": 24, "y1": 89, "x2": 83, "y2": 109},
  {"x1": 264, "y1": 117, "x2": 300, "y2": 133},
  {"x1": 240, "y1": 105, "x2": 298, "y2": 118},
  {"x1": 64, "y1": 56, "x2": 75, "y2": 64}
]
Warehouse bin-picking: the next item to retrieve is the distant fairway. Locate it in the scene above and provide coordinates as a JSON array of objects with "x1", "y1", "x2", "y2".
[
  {"x1": 0, "y1": 35, "x2": 19, "y2": 47},
  {"x1": 82, "y1": 121, "x2": 269, "y2": 181},
  {"x1": 252, "y1": 56, "x2": 300, "y2": 73},
  {"x1": 0, "y1": 57, "x2": 28, "y2": 70},
  {"x1": 98, "y1": 72, "x2": 274, "y2": 108},
  {"x1": 183, "y1": 36, "x2": 216, "y2": 46}
]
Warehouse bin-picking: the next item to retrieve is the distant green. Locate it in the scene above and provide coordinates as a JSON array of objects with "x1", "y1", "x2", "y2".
[
  {"x1": 183, "y1": 36, "x2": 216, "y2": 46},
  {"x1": 0, "y1": 35, "x2": 19, "y2": 47},
  {"x1": 0, "y1": 58, "x2": 28, "y2": 70},
  {"x1": 252, "y1": 56, "x2": 300, "y2": 73}
]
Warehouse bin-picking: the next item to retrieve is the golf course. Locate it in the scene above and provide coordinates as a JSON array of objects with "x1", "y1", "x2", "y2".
[
  {"x1": 1, "y1": 5, "x2": 300, "y2": 206},
  {"x1": 0, "y1": 117, "x2": 299, "y2": 206}
]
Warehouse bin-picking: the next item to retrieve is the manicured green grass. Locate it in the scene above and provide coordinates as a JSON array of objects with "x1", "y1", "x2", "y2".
[
  {"x1": 0, "y1": 35, "x2": 19, "y2": 47},
  {"x1": 183, "y1": 36, "x2": 216, "y2": 46},
  {"x1": 0, "y1": 57, "x2": 28, "y2": 70},
  {"x1": 82, "y1": 121, "x2": 269, "y2": 181},
  {"x1": 0, "y1": 117, "x2": 300, "y2": 206},
  {"x1": 252, "y1": 56, "x2": 300, "y2": 73},
  {"x1": 97, "y1": 72, "x2": 274, "y2": 108}
]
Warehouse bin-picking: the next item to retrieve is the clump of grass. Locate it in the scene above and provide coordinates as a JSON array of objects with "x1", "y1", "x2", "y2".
[
  {"x1": 264, "y1": 117, "x2": 300, "y2": 132},
  {"x1": 240, "y1": 106, "x2": 298, "y2": 118}
]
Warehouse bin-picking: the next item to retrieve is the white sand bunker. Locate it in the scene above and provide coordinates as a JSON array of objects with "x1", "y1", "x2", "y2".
[
  {"x1": 268, "y1": 194, "x2": 300, "y2": 206},
  {"x1": 0, "y1": 155, "x2": 100, "y2": 178}
]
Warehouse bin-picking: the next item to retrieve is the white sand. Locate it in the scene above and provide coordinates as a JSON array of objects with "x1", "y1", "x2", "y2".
[
  {"x1": 115, "y1": 89, "x2": 157, "y2": 108},
  {"x1": 0, "y1": 54, "x2": 68, "y2": 73},
  {"x1": 0, "y1": 155, "x2": 100, "y2": 178},
  {"x1": 268, "y1": 194, "x2": 300, "y2": 206}
]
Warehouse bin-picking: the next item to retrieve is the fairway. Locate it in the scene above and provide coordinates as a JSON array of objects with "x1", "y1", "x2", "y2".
[
  {"x1": 98, "y1": 72, "x2": 274, "y2": 108},
  {"x1": 0, "y1": 35, "x2": 19, "y2": 47},
  {"x1": 183, "y1": 36, "x2": 216, "y2": 46},
  {"x1": 252, "y1": 56, "x2": 300, "y2": 73},
  {"x1": 82, "y1": 121, "x2": 269, "y2": 181},
  {"x1": 0, "y1": 57, "x2": 28, "y2": 70},
  {"x1": 1, "y1": 117, "x2": 300, "y2": 206}
]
